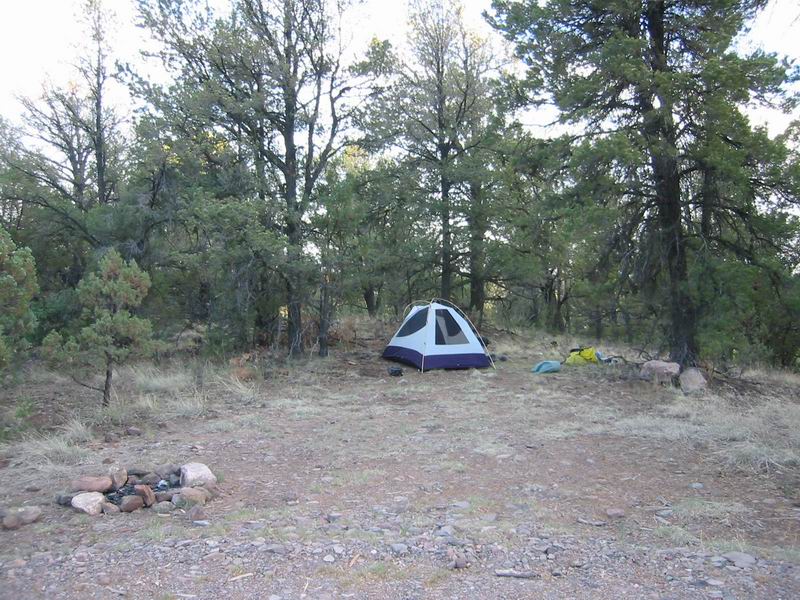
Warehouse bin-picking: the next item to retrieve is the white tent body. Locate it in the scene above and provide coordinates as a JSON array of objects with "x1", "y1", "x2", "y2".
[{"x1": 382, "y1": 301, "x2": 492, "y2": 371}]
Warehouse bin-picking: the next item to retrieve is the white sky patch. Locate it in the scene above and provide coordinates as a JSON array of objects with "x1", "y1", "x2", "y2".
[{"x1": 0, "y1": 0, "x2": 797, "y2": 134}]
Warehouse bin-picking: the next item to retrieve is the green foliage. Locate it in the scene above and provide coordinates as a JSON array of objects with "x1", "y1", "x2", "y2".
[
  {"x1": 0, "y1": 227, "x2": 39, "y2": 370},
  {"x1": 41, "y1": 250, "x2": 159, "y2": 402}
]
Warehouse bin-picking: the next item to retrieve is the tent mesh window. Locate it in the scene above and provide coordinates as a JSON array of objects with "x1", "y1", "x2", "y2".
[
  {"x1": 396, "y1": 307, "x2": 428, "y2": 337},
  {"x1": 435, "y1": 309, "x2": 469, "y2": 345}
]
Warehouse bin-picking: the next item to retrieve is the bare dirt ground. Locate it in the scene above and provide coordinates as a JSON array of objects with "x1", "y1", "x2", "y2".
[{"x1": 1, "y1": 333, "x2": 799, "y2": 599}]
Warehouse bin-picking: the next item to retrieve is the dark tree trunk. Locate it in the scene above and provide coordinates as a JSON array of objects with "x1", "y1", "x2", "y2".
[
  {"x1": 102, "y1": 356, "x2": 112, "y2": 407},
  {"x1": 364, "y1": 286, "x2": 379, "y2": 317},
  {"x1": 318, "y1": 279, "x2": 332, "y2": 358},
  {"x1": 468, "y1": 181, "x2": 487, "y2": 315},
  {"x1": 592, "y1": 309, "x2": 604, "y2": 340},
  {"x1": 440, "y1": 174, "x2": 453, "y2": 301},
  {"x1": 642, "y1": 0, "x2": 699, "y2": 366}
]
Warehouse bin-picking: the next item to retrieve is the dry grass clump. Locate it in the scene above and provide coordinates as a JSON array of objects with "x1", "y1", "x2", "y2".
[
  {"x1": 615, "y1": 393, "x2": 800, "y2": 471},
  {"x1": 126, "y1": 364, "x2": 194, "y2": 395},
  {"x1": 216, "y1": 374, "x2": 260, "y2": 404},
  {"x1": 14, "y1": 419, "x2": 93, "y2": 466}
]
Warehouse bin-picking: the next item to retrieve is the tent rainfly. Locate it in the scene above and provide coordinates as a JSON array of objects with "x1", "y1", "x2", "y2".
[{"x1": 382, "y1": 300, "x2": 493, "y2": 371}]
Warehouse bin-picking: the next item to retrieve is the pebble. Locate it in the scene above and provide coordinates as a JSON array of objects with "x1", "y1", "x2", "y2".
[
  {"x1": 689, "y1": 482, "x2": 704, "y2": 490},
  {"x1": 322, "y1": 554, "x2": 335, "y2": 563}
]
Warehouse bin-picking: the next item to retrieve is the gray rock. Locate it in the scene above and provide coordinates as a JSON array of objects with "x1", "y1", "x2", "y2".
[
  {"x1": 153, "y1": 501, "x2": 174, "y2": 514},
  {"x1": 640, "y1": 360, "x2": 680, "y2": 383},
  {"x1": 55, "y1": 493, "x2": 75, "y2": 506},
  {"x1": 391, "y1": 543, "x2": 408, "y2": 555},
  {"x1": 322, "y1": 554, "x2": 335, "y2": 563},
  {"x1": 179, "y1": 463, "x2": 217, "y2": 487},
  {"x1": 680, "y1": 367, "x2": 708, "y2": 394},
  {"x1": 605, "y1": 508, "x2": 626, "y2": 519},
  {"x1": 689, "y1": 482, "x2": 704, "y2": 490},
  {"x1": 722, "y1": 551, "x2": 756, "y2": 568},
  {"x1": 125, "y1": 426, "x2": 143, "y2": 436}
]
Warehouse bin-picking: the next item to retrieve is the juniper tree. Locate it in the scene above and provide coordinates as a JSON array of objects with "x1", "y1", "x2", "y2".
[{"x1": 42, "y1": 250, "x2": 157, "y2": 405}]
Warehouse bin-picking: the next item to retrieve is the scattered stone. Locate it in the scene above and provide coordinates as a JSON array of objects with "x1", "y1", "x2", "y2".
[
  {"x1": 180, "y1": 463, "x2": 217, "y2": 488},
  {"x1": 680, "y1": 367, "x2": 707, "y2": 395},
  {"x1": 155, "y1": 490, "x2": 177, "y2": 503},
  {"x1": 24, "y1": 484, "x2": 41, "y2": 492},
  {"x1": 577, "y1": 517, "x2": 607, "y2": 527},
  {"x1": 706, "y1": 578, "x2": 725, "y2": 587},
  {"x1": 173, "y1": 487, "x2": 207, "y2": 507},
  {"x1": 448, "y1": 551, "x2": 468, "y2": 569},
  {"x1": 2, "y1": 513, "x2": 22, "y2": 530},
  {"x1": 9, "y1": 506, "x2": 43, "y2": 526},
  {"x1": 125, "y1": 426, "x2": 143, "y2": 436},
  {"x1": 202, "y1": 482, "x2": 221, "y2": 500},
  {"x1": 153, "y1": 501, "x2": 174, "y2": 514},
  {"x1": 689, "y1": 482, "x2": 704, "y2": 490},
  {"x1": 263, "y1": 544, "x2": 287, "y2": 554},
  {"x1": 495, "y1": 569, "x2": 539, "y2": 579},
  {"x1": 126, "y1": 467, "x2": 150, "y2": 477},
  {"x1": 656, "y1": 508, "x2": 673, "y2": 518},
  {"x1": 640, "y1": 360, "x2": 680, "y2": 383},
  {"x1": 120, "y1": 495, "x2": 144, "y2": 513},
  {"x1": 322, "y1": 554, "x2": 335, "y2": 563},
  {"x1": 187, "y1": 505, "x2": 207, "y2": 522},
  {"x1": 102, "y1": 503, "x2": 120, "y2": 515},
  {"x1": 133, "y1": 485, "x2": 156, "y2": 507},
  {"x1": 55, "y1": 493, "x2": 75, "y2": 507},
  {"x1": 326, "y1": 512, "x2": 342, "y2": 523},
  {"x1": 390, "y1": 543, "x2": 408, "y2": 555},
  {"x1": 606, "y1": 508, "x2": 626, "y2": 519},
  {"x1": 71, "y1": 492, "x2": 106, "y2": 516},
  {"x1": 69, "y1": 476, "x2": 113, "y2": 494},
  {"x1": 103, "y1": 432, "x2": 119, "y2": 443},
  {"x1": 108, "y1": 467, "x2": 127, "y2": 490},
  {"x1": 722, "y1": 551, "x2": 756, "y2": 569},
  {"x1": 451, "y1": 500, "x2": 470, "y2": 510}
]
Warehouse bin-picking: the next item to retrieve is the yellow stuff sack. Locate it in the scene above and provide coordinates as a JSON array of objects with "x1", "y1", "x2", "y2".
[{"x1": 565, "y1": 347, "x2": 598, "y2": 365}]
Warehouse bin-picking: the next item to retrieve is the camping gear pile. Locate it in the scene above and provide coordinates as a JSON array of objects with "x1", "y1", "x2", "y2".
[{"x1": 532, "y1": 346, "x2": 617, "y2": 374}]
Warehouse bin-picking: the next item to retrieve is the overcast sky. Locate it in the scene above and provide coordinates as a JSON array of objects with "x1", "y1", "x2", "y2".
[{"x1": 0, "y1": 0, "x2": 797, "y2": 135}]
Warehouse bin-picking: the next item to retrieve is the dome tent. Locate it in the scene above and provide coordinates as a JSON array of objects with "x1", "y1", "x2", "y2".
[{"x1": 382, "y1": 300, "x2": 493, "y2": 371}]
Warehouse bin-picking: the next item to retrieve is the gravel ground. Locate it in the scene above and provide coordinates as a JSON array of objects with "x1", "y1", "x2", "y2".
[{"x1": 1, "y1": 350, "x2": 799, "y2": 599}]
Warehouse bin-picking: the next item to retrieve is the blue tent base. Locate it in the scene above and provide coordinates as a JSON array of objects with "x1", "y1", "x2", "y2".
[{"x1": 382, "y1": 345, "x2": 491, "y2": 371}]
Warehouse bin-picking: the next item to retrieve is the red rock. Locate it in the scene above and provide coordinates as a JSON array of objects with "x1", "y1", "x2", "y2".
[
  {"x1": 69, "y1": 476, "x2": 113, "y2": 493},
  {"x1": 102, "y1": 502, "x2": 120, "y2": 515},
  {"x1": 119, "y1": 496, "x2": 144, "y2": 512},
  {"x1": 155, "y1": 490, "x2": 177, "y2": 503},
  {"x1": 134, "y1": 485, "x2": 156, "y2": 507}
]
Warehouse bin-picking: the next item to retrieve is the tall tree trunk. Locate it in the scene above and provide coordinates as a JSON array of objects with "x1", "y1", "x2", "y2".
[
  {"x1": 363, "y1": 286, "x2": 379, "y2": 317},
  {"x1": 643, "y1": 0, "x2": 698, "y2": 365},
  {"x1": 468, "y1": 181, "x2": 487, "y2": 314},
  {"x1": 440, "y1": 174, "x2": 452, "y2": 300},
  {"x1": 318, "y1": 278, "x2": 332, "y2": 358}
]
